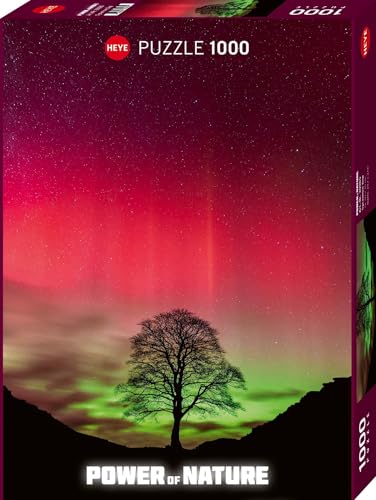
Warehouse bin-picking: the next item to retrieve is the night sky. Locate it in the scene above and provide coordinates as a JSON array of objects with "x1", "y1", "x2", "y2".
[{"x1": 4, "y1": 19, "x2": 352, "y2": 447}]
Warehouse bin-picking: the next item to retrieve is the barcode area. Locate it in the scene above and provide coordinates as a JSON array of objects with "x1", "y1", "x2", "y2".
[{"x1": 104, "y1": 3, "x2": 134, "y2": 16}]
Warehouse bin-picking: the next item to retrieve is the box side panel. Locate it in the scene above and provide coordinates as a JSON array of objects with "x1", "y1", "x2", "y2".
[
  {"x1": 2, "y1": 0, "x2": 376, "y2": 19},
  {"x1": 0, "y1": 0, "x2": 289, "y2": 19},
  {"x1": 353, "y1": 3, "x2": 376, "y2": 499}
]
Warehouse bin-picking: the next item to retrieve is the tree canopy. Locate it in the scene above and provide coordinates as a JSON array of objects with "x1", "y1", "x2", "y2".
[{"x1": 116, "y1": 309, "x2": 245, "y2": 449}]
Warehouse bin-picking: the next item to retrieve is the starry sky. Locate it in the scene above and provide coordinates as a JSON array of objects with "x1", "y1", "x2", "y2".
[{"x1": 4, "y1": 19, "x2": 352, "y2": 448}]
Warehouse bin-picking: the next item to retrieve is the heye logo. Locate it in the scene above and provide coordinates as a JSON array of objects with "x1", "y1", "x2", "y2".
[
  {"x1": 289, "y1": 5, "x2": 346, "y2": 16},
  {"x1": 33, "y1": 5, "x2": 66, "y2": 14},
  {"x1": 105, "y1": 35, "x2": 131, "y2": 61},
  {"x1": 361, "y1": 27, "x2": 371, "y2": 59}
]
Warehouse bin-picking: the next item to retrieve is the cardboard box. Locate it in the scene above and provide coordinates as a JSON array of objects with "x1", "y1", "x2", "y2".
[{"x1": 2, "y1": 1, "x2": 376, "y2": 498}]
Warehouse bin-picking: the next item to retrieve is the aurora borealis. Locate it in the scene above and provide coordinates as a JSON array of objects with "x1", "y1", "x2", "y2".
[{"x1": 4, "y1": 20, "x2": 352, "y2": 448}]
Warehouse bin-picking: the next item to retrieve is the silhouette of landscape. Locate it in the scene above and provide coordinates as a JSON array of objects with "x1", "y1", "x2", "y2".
[
  {"x1": 4, "y1": 377, "x2": 350, "y2": 499},
  {"x1": 245, "y1": 0, "x2": 287, "y2": 16}
]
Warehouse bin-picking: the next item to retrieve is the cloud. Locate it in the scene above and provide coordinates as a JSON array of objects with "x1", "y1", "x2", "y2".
[
  {"x1": 237, "y1": 420, "x2": 267, "y2": 429},
  {"x1": 184, "y1": 419, "x2": 268, "y2": 433},
  {"x1": 181, "y1": 421, "x2": 226, "y2": 432},
  {"x1": 3, "y1": 279, "x2": 136, "y2": 444},
  {"x1": 245, "y1": 388, "x2": 305, "y2": 402},
  {"x1": 165, "y1": 419, "x2": 268, "y2": 435},
  {"x1": 63, "y1": 413, "x2": 134, "y2": 432},
  {"x1": 3, "y1": 279, "x2": 293, "y2": 449},
  {"x1": 58, "y1": 410, "x2": 94, "y2": 428}
]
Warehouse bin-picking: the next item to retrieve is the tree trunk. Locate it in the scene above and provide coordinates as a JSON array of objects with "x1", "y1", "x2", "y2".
[{"x1": 171, "y1": 415, "x2": 182, "y2": 450}]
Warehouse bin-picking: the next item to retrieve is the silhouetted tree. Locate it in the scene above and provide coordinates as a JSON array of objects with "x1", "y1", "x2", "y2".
[
  {"x1": 116, "y1": 309, "x2": 245, "y2": 450},
  {"x1": 357, "y1": 270, "x2": 375, "y2": 340}
]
